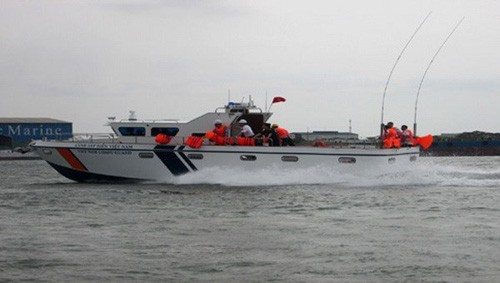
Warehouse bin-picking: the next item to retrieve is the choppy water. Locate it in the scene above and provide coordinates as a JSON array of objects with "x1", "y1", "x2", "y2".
[{"x1": 1, "y1": 157, "x2": 499, "y2": 282}]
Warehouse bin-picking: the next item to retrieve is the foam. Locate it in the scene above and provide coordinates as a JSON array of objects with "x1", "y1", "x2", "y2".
[{"x1": 170, "y1": 157, "x2": 500, "y2": 187}]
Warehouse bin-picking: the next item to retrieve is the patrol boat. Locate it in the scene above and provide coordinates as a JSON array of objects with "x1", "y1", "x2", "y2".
[{"x1": 32, "y1": 98, "x2": 421, "y2": 183}]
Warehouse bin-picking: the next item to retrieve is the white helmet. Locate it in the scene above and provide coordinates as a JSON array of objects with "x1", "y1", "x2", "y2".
[
  {"x1": 238, "y1": 119, "x2": 247, "y2": 124},
  {"x1": 214, "y1": 119, "x2": 222, "y2": 125}
]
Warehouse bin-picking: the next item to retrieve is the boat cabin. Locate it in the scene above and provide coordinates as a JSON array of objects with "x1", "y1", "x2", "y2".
[{"x1": 108, "y1": 98, "x2": 272, "y2": 144}]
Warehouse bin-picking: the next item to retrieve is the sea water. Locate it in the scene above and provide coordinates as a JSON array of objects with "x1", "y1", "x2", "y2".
[{"x1": 0, "y1": 157, "x2": 499, "y2": 282}]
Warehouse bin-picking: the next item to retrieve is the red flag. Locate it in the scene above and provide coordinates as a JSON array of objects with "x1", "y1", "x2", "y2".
[{"x1": 272, "y1": 96, "x2": 286, "y2": 103}]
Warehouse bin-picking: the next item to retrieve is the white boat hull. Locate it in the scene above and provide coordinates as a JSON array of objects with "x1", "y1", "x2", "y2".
[{"x1": 32, "y1": 141, "x2": 420, "y2": 183}]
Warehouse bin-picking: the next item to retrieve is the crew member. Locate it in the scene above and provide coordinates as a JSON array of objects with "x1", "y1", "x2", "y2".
[
  {"x1": 256, "y1": 123, "x2": 280, "y2": 146},
  {"x1": 272, "y1": 124, "x2": 295, "y2": 146},
  {"x1": 238, "y1": 119, "x2": 255, "y2": 138},
  {"x1": 400, "y1": 125, "x2": 414, "y2": 146},
  {"x1": 383, "y1": 122, "x2": 401, "y2": 148},
  {"x1": 213, "y1": 119, "x2": 228, "y2": 138},
  {"x1": 386, "y1": 122, "x2": 402, "y2": 136}
]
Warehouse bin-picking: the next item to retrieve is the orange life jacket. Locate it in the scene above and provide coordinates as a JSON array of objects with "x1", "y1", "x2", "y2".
[
  {"x1": 213, "y1": 125, "x2": 227, "y2": 137},
  {"x1": 185, "y1": 136, "x2": 204, "y2": 148},
  {"x1": 236, "y1": 136, "x2": 255, "y2": 146},
  {"x1": 384, "y1": 138, "x2": 392, "y2": 148},
  {"x1": 392, "y1": 138, "x2": 401, "y2": 148},
  {"x1": 275, "y1": 127, "x2": 289, "y2": 138},
  {"x1": 206, "y1": 130, "x2": 231, "y2": 145},
  {"x1": 383, "y1": 127, "x2": 401, "y2": 148},
  {"x1": 401, "y1": 129, "x2": 414, "y2": 144},
  {"x1": 383, "y1": 137, "x2": 401, "y2": 148},
  {"x1": 386, "y1": 128, "x2": 398, "y2": 138},
  {"x1": 205, "y1": 131, "x2": 216, "y2": 140},
  {"x1": 155, "y1": 133, "x2": 172, "y2": 145},
  {"x1": 413, "y1": 134, "x2": 433, "y2": 150},
  {"x1": 213, "y1": 136, "x2": 225, "y2": 145},
  {"x1": 225, "y1": 137, "x2": 235, "y2": 145}
]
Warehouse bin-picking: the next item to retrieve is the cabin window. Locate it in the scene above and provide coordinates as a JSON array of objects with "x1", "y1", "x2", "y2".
[
  {"x1": 151, "y1": 127, "x2": 179, "y2": 137},
  {"x1": 187, "y1": 154, "x2": 204, "y2": 160},
  {"x1": 139, "y1": 152, "x2": 154, "y2": 158},
  {"x1": 119, "y1": 127, "x2": 145, "y2": 136},
  {"x1": 240, "y1": 155, "x2": 257, "y2": 161},
  {"x1": 338, "y1": 157, "x2": 356, "y2": 164},
  {"x1": 388, "y1": 157, "x2": 396, "y2": 164},
  {"x1": 281, "y1": 156, "x2": 299, "y2": 162},
  {"x1": 42, "y1": 149, "x2": 52, "y2": 155},
  {"x1": 410, "y1": 156, "x2": 417, "y2": 162}
]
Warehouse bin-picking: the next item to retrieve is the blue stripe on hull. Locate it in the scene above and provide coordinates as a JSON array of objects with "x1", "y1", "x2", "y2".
[
  {"x1": 177, "y1": 146, "x2": 198, "y2": 171},
  {"x1": 153, "y1": 145, "x2": 190, "y2": 176}
]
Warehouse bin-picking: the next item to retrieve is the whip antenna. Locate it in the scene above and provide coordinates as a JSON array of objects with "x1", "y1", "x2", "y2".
[
  {"x1": 379, "y1": 11, "x2": 432, "y2": 139},
  {"x1": 413, "y1": 17, "x2": 464, "y2": 135}
]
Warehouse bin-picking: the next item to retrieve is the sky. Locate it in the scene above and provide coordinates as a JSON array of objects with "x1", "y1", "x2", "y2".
[{"x1": 1, "y1": 0, "x2": 499, "y2": 138}]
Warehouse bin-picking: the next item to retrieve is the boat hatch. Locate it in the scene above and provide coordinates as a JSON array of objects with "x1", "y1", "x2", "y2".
[
  {"x1": 240, "y1": 155, "x2": 257, "y2": 161},
  {"x1": 187, "y1": 154, "x2": 204, "y2": 160},
  {"x1": 281, "y1": 156, "x2": 299, "y2": 162},
  {"x1": 338, "y1": 157, "x2": 356, "y2": 164},
  {"x1": 139, "y1": 152, "x2": 154, "y2": 158}
]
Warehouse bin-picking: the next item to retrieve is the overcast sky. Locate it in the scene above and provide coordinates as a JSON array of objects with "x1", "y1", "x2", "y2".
[{"x1": 1, "y1": 0, "x2": 499, "y2": 137}]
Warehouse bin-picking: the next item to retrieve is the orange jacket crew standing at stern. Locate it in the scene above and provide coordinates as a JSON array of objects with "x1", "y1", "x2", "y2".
[
  {"x1": 272, "y1": 124, "x2": 295, "y2": 146},
  {"x1": 400, "y1": 125, "x2": 414, "y2": 146},
  {"x1": 383, "y1": 122, "x2": 401, "y2": 148}
]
